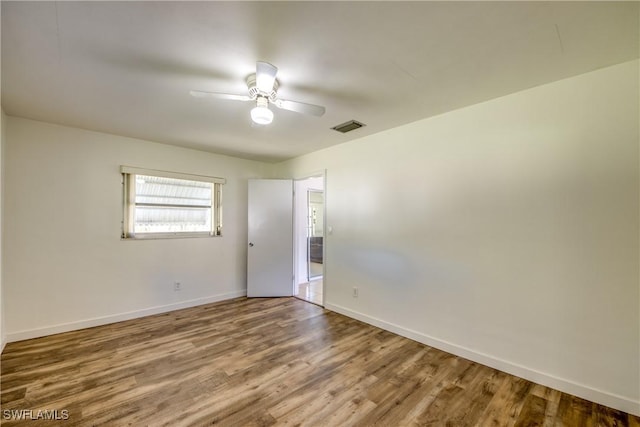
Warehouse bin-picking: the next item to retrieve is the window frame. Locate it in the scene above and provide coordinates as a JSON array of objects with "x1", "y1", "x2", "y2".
[{"x1": 121, "y1": 166, "x2": 224, "y2": 240}]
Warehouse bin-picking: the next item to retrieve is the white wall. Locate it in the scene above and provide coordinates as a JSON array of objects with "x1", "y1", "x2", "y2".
[
  {"x1": 4, "y1": 117, "x2": 271, "y2": 340},
  {"x1": 277, "y1": 60, "x2": 640, "y2": 415}
]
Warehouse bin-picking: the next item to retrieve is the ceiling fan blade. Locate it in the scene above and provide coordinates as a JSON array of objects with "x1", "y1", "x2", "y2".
[
  {"x1": 274, "y1": 99, "x2": 326, "y2": 117},
  {"x1": 190, "y1": 90, "x2": 251, "y2": 102},
  {"x1": 256, "y1": 61, "x2": 278, "y2": 93}
]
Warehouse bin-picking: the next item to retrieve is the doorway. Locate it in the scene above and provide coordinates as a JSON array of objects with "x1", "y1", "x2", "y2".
[{"x1": 294, "y1": 175, "x2": 324, "y2": 306}]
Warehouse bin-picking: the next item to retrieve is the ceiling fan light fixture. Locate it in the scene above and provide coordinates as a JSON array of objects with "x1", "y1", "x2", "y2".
[
  {"x1": 251, "y1": 97, "x2": 273, "y2": 125},
  {"x1": 191, "y1": 61, "x2": 325, "y2": 126},
  {"x1": 251, "y1": 106, "x2": 273, "y2": 125}
]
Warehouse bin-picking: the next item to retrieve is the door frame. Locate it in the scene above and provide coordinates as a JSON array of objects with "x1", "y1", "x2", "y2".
[{"x1": 293, "y1": 170, "x2": 326, "y2": 306}]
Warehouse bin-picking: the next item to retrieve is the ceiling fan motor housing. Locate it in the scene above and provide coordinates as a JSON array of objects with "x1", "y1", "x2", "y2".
[{"x1": 246, "y1": 74, "x2": 278, "y2": 102}]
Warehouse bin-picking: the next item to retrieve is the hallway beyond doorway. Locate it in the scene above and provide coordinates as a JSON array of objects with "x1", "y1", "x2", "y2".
[{"x1": 295, "y1": 279, "x2": 322, "y2": 306}]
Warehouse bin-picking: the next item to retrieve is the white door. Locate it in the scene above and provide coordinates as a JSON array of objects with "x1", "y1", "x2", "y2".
[{"x1": 247, "y1": 179, "x2": 294, "y2": 297}]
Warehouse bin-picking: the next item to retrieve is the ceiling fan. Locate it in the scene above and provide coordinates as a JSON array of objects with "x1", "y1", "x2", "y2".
[{"x1": 190, "y1": 61, "x2": 326, "y2": 125}]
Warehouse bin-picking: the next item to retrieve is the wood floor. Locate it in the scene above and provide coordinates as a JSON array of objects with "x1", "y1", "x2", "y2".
[{"x1": 1, "y1": 297, "x2": 638, "y2": 426}]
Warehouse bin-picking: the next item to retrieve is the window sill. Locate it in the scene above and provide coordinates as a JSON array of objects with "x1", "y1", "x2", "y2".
[{"x1": 121, "y1": 232, "x2": 221, "y2": 240}]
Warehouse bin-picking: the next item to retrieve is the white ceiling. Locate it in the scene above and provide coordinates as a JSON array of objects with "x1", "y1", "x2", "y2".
[{"x1": 2, "y1": 1, "x2": 638, "y2": 162}]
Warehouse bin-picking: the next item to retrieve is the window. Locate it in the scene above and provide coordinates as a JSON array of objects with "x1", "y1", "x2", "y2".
[{"x1": 121, "y1": 167, "x2": 224, "y2": 239}]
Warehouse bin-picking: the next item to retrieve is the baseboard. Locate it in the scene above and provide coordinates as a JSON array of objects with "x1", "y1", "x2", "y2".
[
  {"x1": 6, "y1": 290, "x2": 247, "y2": 343},
  {"x1": 325, "y1": 302, "x2": 640, "y2": 417}
]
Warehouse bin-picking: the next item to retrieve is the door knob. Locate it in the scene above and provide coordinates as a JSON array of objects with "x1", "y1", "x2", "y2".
[{"x1": 249, "y1": 242, "x2": 254, "y2": 247}]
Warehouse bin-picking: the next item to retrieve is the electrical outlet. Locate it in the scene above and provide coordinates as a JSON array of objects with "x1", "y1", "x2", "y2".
[
  {"x1": 174, "y1": 282, "x2": 182, "y2": 291},
  {"x1": 353, "y1": 287, "x2": 358, "y2": 298}
]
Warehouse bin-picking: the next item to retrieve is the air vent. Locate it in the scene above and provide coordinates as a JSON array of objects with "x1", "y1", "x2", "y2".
[{"x1": 331, "y1": 120, "x2": 366, "y2": 133}]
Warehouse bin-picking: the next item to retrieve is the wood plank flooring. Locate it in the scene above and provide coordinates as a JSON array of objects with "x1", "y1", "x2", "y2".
[{"x1": 1, "y1": 297, "x2": 638, "y2": 426}]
